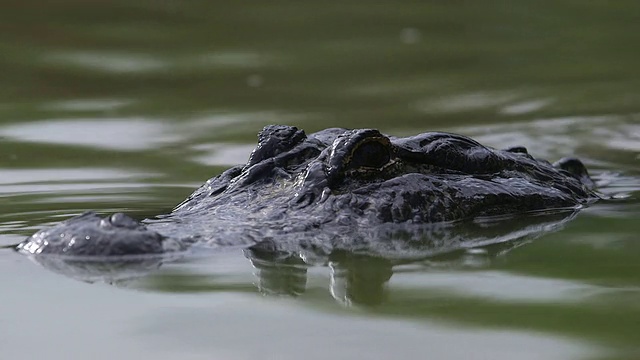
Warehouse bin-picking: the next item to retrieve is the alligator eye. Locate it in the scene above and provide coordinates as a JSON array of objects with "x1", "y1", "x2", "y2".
[
  {"x1": 326, "y1": 130, "x2": 393, "y2": 185},
  {"x1": 504, "y1": 146, "x2": 528, "y2": 154},
  {"x1": 347, "y1": 139, "x2": 391, "y2": 169}
]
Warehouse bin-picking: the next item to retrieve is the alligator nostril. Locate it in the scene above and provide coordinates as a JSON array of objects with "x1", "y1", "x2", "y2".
[{"x1": 109, "y1": 213, "x2": 140, "y2": 229}]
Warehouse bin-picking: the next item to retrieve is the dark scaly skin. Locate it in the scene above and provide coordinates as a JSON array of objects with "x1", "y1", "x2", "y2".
[{"x1": 17, "y1": 125, "x2": 599, "y2": 257}]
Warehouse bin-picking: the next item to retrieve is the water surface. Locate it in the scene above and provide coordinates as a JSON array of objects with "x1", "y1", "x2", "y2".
[{"x1": 1, "y1": 1, "x2": 639, "y2": 359}]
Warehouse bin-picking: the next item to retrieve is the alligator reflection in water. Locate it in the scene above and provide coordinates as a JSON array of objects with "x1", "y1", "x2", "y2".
[
  {"x1": 248, "y1": 210, "x2": 577, "y2": 305},
  {"x1": 24, "y1": 209, "x2": 578, "y2": 305}
]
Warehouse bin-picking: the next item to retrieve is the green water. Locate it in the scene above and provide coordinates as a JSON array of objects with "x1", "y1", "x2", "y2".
[{"x1": 1, "y1": 1, "x2": 639, "y2": 359}]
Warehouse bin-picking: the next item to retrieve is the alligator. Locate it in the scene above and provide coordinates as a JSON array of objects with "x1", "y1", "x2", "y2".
[{"x1": 17, "y1": 125, "x2": 599, "y2": 260}]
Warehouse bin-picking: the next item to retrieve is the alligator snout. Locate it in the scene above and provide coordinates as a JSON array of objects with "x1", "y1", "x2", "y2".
[{"x1": 18, "y1": 212, "x2": 170, "y2": 256}]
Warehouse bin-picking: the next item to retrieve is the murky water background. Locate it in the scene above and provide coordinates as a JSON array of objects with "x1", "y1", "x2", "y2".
[{"x1": 1, "y1": 1, "x2": 639, "y2": 359}]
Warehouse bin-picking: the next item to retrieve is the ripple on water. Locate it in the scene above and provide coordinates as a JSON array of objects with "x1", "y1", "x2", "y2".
[
  {"x1": 191, "y1": 50, "x2": 281, "y2": 69},
  {"x1": 449, "y1": 114, "x2": 638, "y2": 165},
  {"x1": 44, "y1": 51, "x2": 166, "y2": 73},
  {"x1": 414, "y1": 91, "x2": 521, "y2": 114},
  {"x1": 0, "y1": 167, "x2": 159, "y2": 196},
  {"x1": 0, "y1": 118, "x2": 177, "y2": 151},
  {"x1": 0, "y1": 168, "x2": 153, "y2": 186},
  {"x1": 392, "y1": 270, "x2": 607, "y2": 304},
  {"x1": 0, "y1": 168, "x2": 162, "y2": 228},
  {"x1": 594, "y1": 122, "x2": 640, "y2": 153},
  {"x1": 43, "y1": 50, "x2": 281, "y2": 74},
  {"x1": 189, "y1": 143, "x2": 256, "y2": 166},
  {"x1": 40, "y1": 99, "x2": 134, "y2": 112},
  {"x1": 134, "y1": 297, "x2": 602, "y2": 360}
]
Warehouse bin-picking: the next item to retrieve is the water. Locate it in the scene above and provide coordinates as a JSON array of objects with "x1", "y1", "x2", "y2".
[{"x1": 1, "y1": 1, "x2": 639, "y2": 359}]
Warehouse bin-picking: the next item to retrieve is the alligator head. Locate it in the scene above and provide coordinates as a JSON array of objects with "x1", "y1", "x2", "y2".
[{"x1": 18, "y1": 125, "x2": 599, "y2": 257}]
